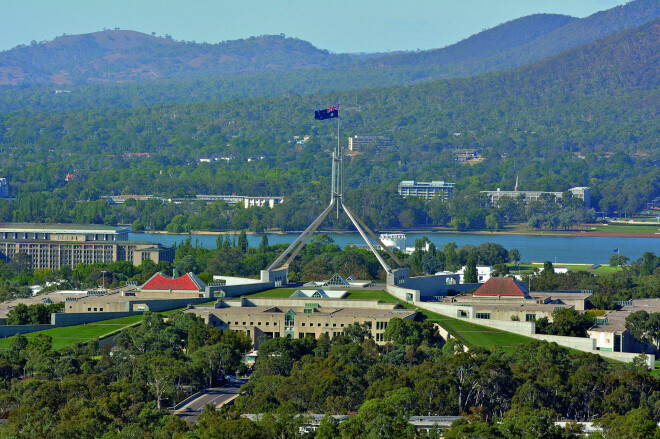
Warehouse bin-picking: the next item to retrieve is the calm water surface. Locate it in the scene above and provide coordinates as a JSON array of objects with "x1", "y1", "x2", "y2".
[{"x1": 130, "y1": 231, "x2": 659, "y2": 265}]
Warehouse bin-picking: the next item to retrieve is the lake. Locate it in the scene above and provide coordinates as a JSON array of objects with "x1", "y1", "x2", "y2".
[{"x1": 130, "y1": 231, "x2": 659, "y2": 265}]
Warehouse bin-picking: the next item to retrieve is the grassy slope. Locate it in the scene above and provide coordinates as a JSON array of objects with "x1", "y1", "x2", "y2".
[{"x1": 0, "y1": 314, "x2": 145, "y2": 350}]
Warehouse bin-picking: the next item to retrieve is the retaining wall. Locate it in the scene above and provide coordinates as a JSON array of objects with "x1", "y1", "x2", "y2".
[
  {"x1": 217, "y1": 282, "x2": 275, "y2": 297},
  {"x1": 0, "y1": 324, "x2": 53, "y2": 338}
]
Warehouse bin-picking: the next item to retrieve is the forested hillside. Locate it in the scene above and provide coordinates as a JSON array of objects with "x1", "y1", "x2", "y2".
[
  {"x1": 0, "y1": 0, "x2": 656, "y2": 103},
  {"x1": 0, "y1": 32, "x2": 354, "y2": 85},
  {"x1": 0, "y1": 19, "x2": 657, "y2": 231},
  {"x1": 371, "y1": 0, "x2": 659, "y2": 76}
]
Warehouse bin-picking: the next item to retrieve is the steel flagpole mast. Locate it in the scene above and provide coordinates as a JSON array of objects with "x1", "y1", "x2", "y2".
[{"x1": 336, "y1": 111, "x2": 341, "y2": 219}]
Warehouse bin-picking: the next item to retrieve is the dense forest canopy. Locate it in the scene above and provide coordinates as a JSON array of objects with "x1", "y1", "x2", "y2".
[{"x1": 0, "y1": 19, "x2": 657, "y2": 231}]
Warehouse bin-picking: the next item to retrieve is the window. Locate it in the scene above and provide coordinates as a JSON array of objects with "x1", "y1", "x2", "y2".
[
  {"x1": 266, "y1": 322, "x2": 270, "y2": 326},
  {"x1": 302, "y1": 323, "x2": 306, "y2": 327},
  {"x1": 476, "y1": 313, "x2": 491, "y2": 319},
  {"x1": 525, "y1": 314, "x2": 536, "y2": 322},
  {"x1": 304, "y1": 308, "x2": 313, "y2": 314},
  {"x1": 99, "y1": 308, "x2": 103, "y2": 312},
  {"x1": 88, "y1": 308, "x2": 91, "y2": 311},
  {"x1": 332, "y1": 323, "x2": 336, "y2": 327}
]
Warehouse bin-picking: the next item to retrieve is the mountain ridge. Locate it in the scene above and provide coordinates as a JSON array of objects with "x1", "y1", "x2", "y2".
[{"x1": 0, "y1": 0, "x2": 657, "y2": 86}]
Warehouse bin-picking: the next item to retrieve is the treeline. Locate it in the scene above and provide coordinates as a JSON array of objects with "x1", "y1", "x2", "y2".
[
  {"x1": 0, "y1": 186, "x2": 597, "y2": 234},
  {"x1": 3, "y1": 310, "x2": 660, "y2": 438},
  {"x1": 224, "y1": 325, "x2": 658, "y2": 438},
  {"x1": 0, "y1": 311, "x2": 252, "y2": 437}
]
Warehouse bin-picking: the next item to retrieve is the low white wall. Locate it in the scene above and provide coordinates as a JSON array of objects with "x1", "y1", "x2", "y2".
[
  {"x1": 386, "y1": 285, "x2": 419, "y2": 302},
  {"x1": 213, "y1": 276, "x2": 262, "y2": 286},
  {"x1": 529, "y1": 333, "x2": 597, "y2": 350}
]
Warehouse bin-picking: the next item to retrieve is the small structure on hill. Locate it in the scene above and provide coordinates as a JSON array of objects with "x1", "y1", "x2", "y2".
[{"x1": 289, "y1": 289, "x2": 348, "y2": 299}]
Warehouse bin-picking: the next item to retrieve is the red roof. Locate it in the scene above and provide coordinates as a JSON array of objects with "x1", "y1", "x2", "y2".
[
  {"x1": 473, "y1": 277, "x2": 528, "y2": 297},
  {"x1": 141, "y1": 272, "x2": 204, "y2": 291}
]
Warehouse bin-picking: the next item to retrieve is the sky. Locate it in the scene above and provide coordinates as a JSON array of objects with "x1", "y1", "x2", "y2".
[{"x1": 1, "y1": 0, "x2": 630, "y2": 53}]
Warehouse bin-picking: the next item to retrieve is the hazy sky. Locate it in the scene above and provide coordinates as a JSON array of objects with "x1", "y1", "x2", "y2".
[{"x1": 1, "y1": 0, "x2": 629, "y2": 53}]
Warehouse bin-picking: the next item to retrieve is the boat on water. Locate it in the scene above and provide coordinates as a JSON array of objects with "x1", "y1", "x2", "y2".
[{"x1": 379, "y1": 233, "x2": 407, "y2": 251}]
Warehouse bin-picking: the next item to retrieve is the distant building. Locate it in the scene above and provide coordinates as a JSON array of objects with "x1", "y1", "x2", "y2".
[
  {"x1": 398, "y1": 181, "x2": 455, "y2": 201},
  {"x1": 185, "y1": 297, "x2": 417, "y2": 348},
  {"x1": 348, "y1": 135, "x2": 391, "y2": 151},
  {"x1": 481, "y1": 186, "x2": 590, "y2": 208},
  {"x1": 454, "y1": 149, "x2": 482, "y2": 162},
  {"x1": 588, "y1": 298, "x2": 660, "y2": 354},
  {"x1": 243, "y1": 196, "x2": 284, "y2": 209},
  {"x1": 439, "y1": 277, "x2": 591, "y2": 322},
  {"x1": 0, "y1": 223, "x2": 174, "y2": 270},
  {"x1": 0, "y1": 178, "x2": 8, "y2": 198}
]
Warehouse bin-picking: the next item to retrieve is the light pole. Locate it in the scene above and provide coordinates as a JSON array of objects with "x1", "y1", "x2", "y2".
[{"x1": 101, "y1": 270, "x2": 106, "y2": 290}]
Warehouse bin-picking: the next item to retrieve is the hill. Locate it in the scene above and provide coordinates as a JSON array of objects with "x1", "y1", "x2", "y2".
[
  {"x1": 366, "y1": 0, "x2": 660, "y2": 76},
  {"x1": 0, "y1": 31, "x2": 352, "y2": 85},
  {"x1": 0, "y1": 0, "x2": 657, "y2": 90}
]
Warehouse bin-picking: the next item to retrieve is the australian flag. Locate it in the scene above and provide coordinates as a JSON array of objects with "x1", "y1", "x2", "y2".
[{"x1": 314, "y1": 105, "x2": 339, "y2": 120}]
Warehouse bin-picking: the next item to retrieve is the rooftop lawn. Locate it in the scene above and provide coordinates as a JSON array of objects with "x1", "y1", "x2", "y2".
[{"x1": 0, "y1": 314, "x2": 146, "y2": 351}]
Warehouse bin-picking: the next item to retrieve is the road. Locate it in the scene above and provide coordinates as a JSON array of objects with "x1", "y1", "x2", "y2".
[{"x1": 174, "y1": 378, "x2": 247, "y2": 423}]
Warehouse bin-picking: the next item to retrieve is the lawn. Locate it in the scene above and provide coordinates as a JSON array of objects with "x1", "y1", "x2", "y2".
[
  {"x1": 516, "y1": 262, "x2": 621, "y2": 276},
  {"x1": 0, "y1": 314, "x2": 146, "y2": 351},
  {"x1": 585, "y1": 223, "x2": 660, "y2": 234},
  {"x1": 404, "y1": 305, "x2": 535, "y2": 350}
]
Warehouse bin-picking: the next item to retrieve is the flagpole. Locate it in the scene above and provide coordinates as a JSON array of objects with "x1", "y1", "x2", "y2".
[{"x1": 336, "y1": 111, "x2": 341, "y2": 219}]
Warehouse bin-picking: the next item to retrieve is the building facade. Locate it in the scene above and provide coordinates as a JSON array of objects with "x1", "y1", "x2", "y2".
[
  {"x1": 0, "y1": 224, "x2": 174, "y2": 270},
  {"x1": 185, "y1": 297, "x2": 417, "y2": 348},
  {"x1": 0, "y1": 178, "x2": 8, "y2": 198},
  {"x1": 348, "y1": 135, "x2": 391, "y2": 151},
  {"x1": 481, "y1": 187, "x2": 590, "y2": 208},
  {"x1": 398, "y1": 181, "x2": 455, "y2": 201}
]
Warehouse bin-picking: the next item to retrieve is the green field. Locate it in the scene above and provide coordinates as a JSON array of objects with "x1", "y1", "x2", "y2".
[
  {"x1": 509, "y1": 262, "x2": 620, "y2": 276},
  {"x1": 0, "y1": 314, "x2": 146, "y2": 351},
  {"x1": 395, "y1": 303, "x2": 535, "y2": 350},
  {"x1": 583, "y1": 223, "x2": 660, "y2": 234}
]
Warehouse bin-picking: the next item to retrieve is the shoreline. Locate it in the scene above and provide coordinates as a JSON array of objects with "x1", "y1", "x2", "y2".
[{"x1": 132, "y1": 229, "x2": 660, "y2": 238}]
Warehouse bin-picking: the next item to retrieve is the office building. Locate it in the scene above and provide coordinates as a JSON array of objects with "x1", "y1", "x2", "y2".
[
  {"x1": 398, "y1": 181, "x2": 455, "y2": 201},
  {"x1": 0, "y1": 178, "x2": 8, "y2": 198},
  {"x1": 481, "y1": 186, "x2": 590, "y2": 208},
  {"x1": 348, "y1": 135, "x2": 391, "y2": 151},
  {"x1": 185, "y1": 296, "x2": 417, "y2": 348},
  {"x1": 0, "y1": 223, "x2": 174, "y2": 270}
]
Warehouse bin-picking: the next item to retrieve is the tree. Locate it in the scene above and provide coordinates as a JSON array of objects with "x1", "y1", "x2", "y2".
[
  {"x1": 464, "y1": 256, "x2": 478, "y2": 283},
  {"x1": 542, "y1": 260, "x2": 554, "y2": 276},
  {"x1": 550, "y1": 308, "x2": 594, "y2": 337},
  {"x1": 238, "y1": 230, "x2": 249, "y2": 253},
  {"x1": 493, "y1": 263, "x2": 510, "y2": 277},
  {"x1": 625, "y1": 311, "x2": 649, "y2": 344},
  {"x1": 508, "y1": 249, "x2": 521, "y2": 265},
  {"x1": 258, "y1": 234, "x2": 269, "y2": 253}
]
